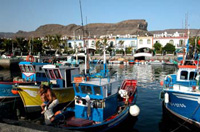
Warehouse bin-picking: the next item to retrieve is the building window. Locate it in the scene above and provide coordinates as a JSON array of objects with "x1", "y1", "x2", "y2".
[
  {"x1": 147, "y1": 39, "x2": 151, "y2": 44},
  {"x1": 131, "y1": 41, "x2": 135, "y2": 47},
  {"x1": 169, "y1": 40, "x2": 174, "y2": 45},
  {"x1": 79, "y1": 43, "x2": 82, "y2": 48},
  {"x1": 110, "y1": 41, "x2": 114, "y2": 47},
  {"x1": 139, "y1": 39, "x2": 143, "y2": 44},
  {"x1": 68, "y1": 43, "x2": 72, "y2": 48},
  {"x1": 179, "y1": 40, "x2": 184, "y2": 47}
]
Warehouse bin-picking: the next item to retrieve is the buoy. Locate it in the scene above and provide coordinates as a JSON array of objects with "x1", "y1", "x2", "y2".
[
  {"x1": 198, "y1": 39, "x2": 200, "y2": 45},
  {"x1": 164, "y1": 93, "x2": 169, "y2": 103},
  {"x1": 129, "y1": 105, "x2": 140, "y2": 116},
  {"x1": 160, "y1": 81, "x2": 163, "y2": 86},
  {"x1": 11, "y1": 89, "x2": 18, "y2": 95}
]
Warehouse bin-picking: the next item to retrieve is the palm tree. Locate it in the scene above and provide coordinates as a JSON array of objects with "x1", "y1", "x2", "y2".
[
  {"x1": 118, "y1": 40, "x2": 125, "y2": 55},
  {"x1": 15, "y1": 37, "x2": 28, "y2": 54}
]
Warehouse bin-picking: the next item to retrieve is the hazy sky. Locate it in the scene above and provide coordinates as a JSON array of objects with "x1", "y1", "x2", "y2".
[{"x1": 1, "y1": 0, "x2": 200, "y2": 33}]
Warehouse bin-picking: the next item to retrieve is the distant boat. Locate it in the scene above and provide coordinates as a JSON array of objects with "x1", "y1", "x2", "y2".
[
  {"x1": 134, "y1": 47, "x2": 152, "y2": 60},
  {"x1": 148, "y1": 60, "x2": 165, "y2": 65}
]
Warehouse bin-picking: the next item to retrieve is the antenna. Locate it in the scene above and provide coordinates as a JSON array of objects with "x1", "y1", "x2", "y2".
[{"x1": 79, "y1": 0, "x2": 84, "y2": 38}]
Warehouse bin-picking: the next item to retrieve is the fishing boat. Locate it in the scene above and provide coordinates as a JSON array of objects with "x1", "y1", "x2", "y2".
[
  {"x1": 148, "y1": 60, "x2": 165, "y2": 65},
  {"x1": 160, "y1": 37, "x2": 200, "y2": 128},
  {"x1": 47, "y1": 47, "x2": 140, "y2": 131},
  {"x1": 0, "y1": 57, "x2": 49, "y2": 101},
  {"x1": 14, "y1": 64, "x2": 80, "y2": 113},
  {"x1": 160, "y1": 64, "x2": 200, "y2": 128}
]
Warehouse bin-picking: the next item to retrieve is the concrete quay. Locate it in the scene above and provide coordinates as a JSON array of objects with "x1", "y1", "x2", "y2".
[
  {"x1": 90, "y1": 54, "x2": 177, "y2": 61},
  {"x1": 0, "y1": 58, "x2": 23, "y2": 69}
]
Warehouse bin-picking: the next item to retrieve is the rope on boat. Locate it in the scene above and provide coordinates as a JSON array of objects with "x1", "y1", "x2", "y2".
[{"x1": 170, "y1": 104, "x2": 200, "y2": 132}]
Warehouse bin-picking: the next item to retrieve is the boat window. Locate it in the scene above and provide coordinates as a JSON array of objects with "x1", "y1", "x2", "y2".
[
  {"x1": 81, "y1": 85, "x2": 92, "y2": 94},
  {"x1": 93, "y1": 86, "x2": 101, "y2": 95},
  {"x1": 25, "y1": 66, "x2": 30, "y2": 72},
  {"x1": 54, "y1": 69, "x2": 62, "y2": 79},
  {"x1": 28, "y1": 66, "x2": 34, "y2": 72},
  {"x1": 49, "y1": 70, "x2": 56, "y2": 79},
  {"x1": 39, "y1": 66, "x2": 43, "y2": 71},
  {"x1": 189, "y1": 72, "x2": 197, "y2": 80},
  {"x1": 19, "y1": 65, "x2": 25, "y2": 72},
  {"x1": 44, "y1": 69, "x2": 50, "y2": 78},
  {"x1": 180, "y1": 71, "x2": 188, "y2": 80}
]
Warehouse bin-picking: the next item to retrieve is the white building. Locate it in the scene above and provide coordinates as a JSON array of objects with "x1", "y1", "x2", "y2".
[
  {"x1": 116, "y1": 38, "x2": 137, "y2": 50},
  {"x1": 137, "y1": 36, "x2": 153, "y2": 49},
  {"x1": 66, "y1": 38, "x2": 96, "y2": 50},
  {"x1": 153, "y1": 32, "x2": 187, "y2": 49}
]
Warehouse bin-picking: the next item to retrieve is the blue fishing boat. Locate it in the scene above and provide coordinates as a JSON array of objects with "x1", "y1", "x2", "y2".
[
  {"x1": 160, "y1": 38, "x2": 200, "y2": 128},
  {"x1": 48, "y1": 48, "x2": 140, "y2": 131},
  {"x1": 0, "y1": 56, "x2": 49, "y2": 101}
]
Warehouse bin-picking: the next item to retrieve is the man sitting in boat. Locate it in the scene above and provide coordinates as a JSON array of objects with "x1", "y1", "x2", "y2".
[{"x1": 39, "y1": 84, "x2": 59, "y2": 125}]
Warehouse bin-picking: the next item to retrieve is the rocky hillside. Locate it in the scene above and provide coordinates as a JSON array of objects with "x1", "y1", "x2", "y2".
[
  {"x1": 1, "y1": 20, "x2": 150, "y2": 38},
  {"x1": 0, "y1": 32, "x2": 15, "y2": 38}
]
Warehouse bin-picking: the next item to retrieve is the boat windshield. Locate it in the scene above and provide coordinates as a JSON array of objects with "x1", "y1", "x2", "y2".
[
  {"x1": 19, "y1": 65, "x2": 35, "y2": 73},
  {"x1": 44, "y1": 69, "x2": 62, "y2": 79},
  {"x1": 77, "y1": 84, "x2": 102, "y2": 96}
]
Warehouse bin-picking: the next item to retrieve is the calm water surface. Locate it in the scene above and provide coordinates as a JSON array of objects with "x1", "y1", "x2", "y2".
[{"x1": 1, "y1": 64, "x2": 195, "y2": 132}]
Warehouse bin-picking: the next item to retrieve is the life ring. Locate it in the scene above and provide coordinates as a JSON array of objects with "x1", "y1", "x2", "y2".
[{"x1": 26, "y1": 55, "x2": 34, "y2": 62}]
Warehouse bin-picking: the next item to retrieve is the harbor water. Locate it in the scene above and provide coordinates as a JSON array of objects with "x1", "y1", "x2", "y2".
[{"x1": 0, "y1": 63, "x2": 197, "y2": 132}]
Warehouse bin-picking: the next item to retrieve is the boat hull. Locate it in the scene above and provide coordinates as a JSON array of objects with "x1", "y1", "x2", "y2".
[
  {"x1": 0, "y1": 82, "x2": 19, "y2": 100},
  {"x1": 61, "y1": 105, "x2": 137, "y2": 132},
  {"x1": 163, "y1": 90, "x2": 200, "y2": 127},
  {"x1": 17, "y1": 85, "x2": 74, "y2": 113}
]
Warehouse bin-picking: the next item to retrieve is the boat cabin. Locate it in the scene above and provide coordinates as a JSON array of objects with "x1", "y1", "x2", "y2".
[
  {"x1": 43, "y1": 64, "x2": 80, "y2": 88},
  {"x1": 19, "y1": 61, "x2": 49, "y2": 82},
  {"x1": 73, "y1": 77, "x2": 120, "y2": 122},
  {"x1": 165, "y1": 65, "x2": 198, "y2": 91}
]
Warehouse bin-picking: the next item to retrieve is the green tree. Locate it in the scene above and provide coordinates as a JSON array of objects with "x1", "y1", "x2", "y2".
[
  {"x1": 162, "y1": 43, "x2": 175, "y2": 53},
  {"x1": 153, "y1": 42, "x2": 162, "y2": 53}
]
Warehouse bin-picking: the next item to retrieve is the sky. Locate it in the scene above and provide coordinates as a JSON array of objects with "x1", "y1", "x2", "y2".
[{"x1": 0, "y1": 0, "x2": 200, "y2": 33}]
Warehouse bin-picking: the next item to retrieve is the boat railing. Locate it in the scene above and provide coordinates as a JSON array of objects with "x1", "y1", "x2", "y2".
[{"x1": 72, "y1": 71, "x2": 114, "y2": 84}]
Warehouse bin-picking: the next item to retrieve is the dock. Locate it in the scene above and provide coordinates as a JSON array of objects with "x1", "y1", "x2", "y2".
[{"x1": 0, "y1": 58, "x2": 23, "y2": 69}]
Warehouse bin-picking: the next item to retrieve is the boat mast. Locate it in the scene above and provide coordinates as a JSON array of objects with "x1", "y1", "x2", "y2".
[{"x1": 79, "y1": 0, "x2": 87, "y2": 74}]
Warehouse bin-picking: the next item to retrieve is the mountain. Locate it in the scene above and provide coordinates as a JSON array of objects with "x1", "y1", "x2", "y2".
[
  {"x1": 1, "y1": 20, "x2": 150, "y2": 38},
  {"x1": 0, "y1": 32, "x2": 15, "y2": 38},
  {"x1": 1, "y1": 20, "x2": 199, "y2": 39}
]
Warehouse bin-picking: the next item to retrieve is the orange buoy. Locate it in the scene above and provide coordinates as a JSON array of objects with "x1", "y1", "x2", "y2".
[
  {"x1": 160, "y1": 81, "x2": 164, "y2": 86},
  {"x1": 11, "y1": 89, "x2": 18, "y2": 95},
  {"x1": 198, "y1": 39, "x2": 200, "y2": 45},
  {"x1": 55, "y1": 110, "x2": 61, "y2": 116}
]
